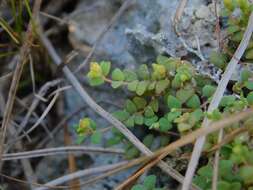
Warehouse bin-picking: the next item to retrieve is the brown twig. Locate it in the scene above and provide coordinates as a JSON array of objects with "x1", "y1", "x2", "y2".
[
  {"x1": 2, "y1": 146, "x2": 124, "y2": 161},
  {"x1": 34, "y1": 161, "x2": 129, "y2": 190},
  {"x1": 64, "y1": 125, "x2": 80, "y2": 190}
]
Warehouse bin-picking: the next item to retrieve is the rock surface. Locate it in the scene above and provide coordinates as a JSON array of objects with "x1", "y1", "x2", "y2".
[{"x1": 70, "y1": 0, "x2": 218, "y2": 68}]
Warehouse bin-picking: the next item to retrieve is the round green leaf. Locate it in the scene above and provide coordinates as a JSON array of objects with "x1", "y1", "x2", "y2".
[
  {"x1": 144, "y1": 116, "x2": 158, "y2": 126},
  {"x1": 133, "y1": 97, "x2": 147, "y2": 110},
  {"x1": 240, "y1": 69, "x2": 252, "y2": 82},
  {"x1": 143, "y1": 134, "x2": 154, "y2": 148},
  {"x1": 125, "y1": 147, "x2": 139, "y2": 159},
  {"x1": 149, "y1": 99, "x2": 159, "y2": 112},
  {"x1": 159, "y1": 117, "x2": 172, "y2": 132},
  {"x1": 155, "y1": 79, "x2": 170, "y2": 94},
  {"x1": 202, "y1": 85, "x2": 216, "y2": 98},
  {"x1": 167, "y1": 111, "x2": 181, "y2": 122},
  {"x1": 124, "y1": 69, "x2": 138, "y2": 82},
  {"x1": 176, "y1": 88, "x2": 194, "y2": 103},
  {"x1": 217, "y1": 181, "x2": 230, "y2": 190},
  {"x1": 111, "y1": 81, "x2": 123, "y2": 88},
  {"x1": 143, "y1": 175, "x2": 156, "y2": 189},
  {"x1": 178, "y1": 123, "x2": 192, "y2": 132},
  {"x1": 148, "y1": 81, "x2": 156, "y2": 90},
  {"x1": 112, "y1": 68, "x2": 125, "y2": 81},
  {"x1": 220, "y1": 95, "x2": 236, "y2": 107},
  {"x1": 209, "y1": 51, "x2": 227, "y2": 69},
  {"x1": 136, "y1": 81, "x2": 149, "y2": 95},
  {"x1": 137, "y1": 64, "x2": 150, "y2": 79},
  {"x1": 131, "y1": 185, "x2": 145, "y2": 190},
  {"x1": 88, "y1": 77, "x2": 104, "y2": 86},
  {"x1": 91, "y1": 131, "x2": 102, "y2": 144},
  {"x1": 189, "y1": 109, "x2": 203, "y2": 125},
  {"x1": 186, "y1": 94, "x2": 201, "y2": 108},
  {"x1": 128, "y1": 80, "x2": 139, "y2": 92},
  {"x1": 100, "y1": 61, "x2": 111, "y2": 76},
  {"x1": 245, "y1": 81, "x2": 253, "y2": 90},
  {"x1": 106, "y1": 136, "x2": 122, "y2": 146},
  {"x1": 160, "y1": 136, "x2": 170, "y2": 147},
  {"x1": 144, "y1": 106, "x2": 155, "y2": 117},
  {"x1": 124, "y1": 116, "x2": 135, "y2": 127},
  {"x1": 247, "y1": 92, "x2": 253, "y2": 105},
  {"x1": 125, "y1": 99, "x2": 137, "y2": 114},
  {"x1": 113, "y1": 110, "x2": 130, "y2": 121},
  {"x1": 239, "y1": 165, "x2": 253, "y2": 185},
  {"x1": 167, "y1": 95, "x2": 182, "y2": 109},
  {"x1": 134, "y1": 114, "x2": 144, "y2": 125}
]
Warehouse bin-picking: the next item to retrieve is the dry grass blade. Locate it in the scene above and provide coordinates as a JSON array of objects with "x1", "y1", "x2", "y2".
[
  {"x1": 64, "y1": 125, "x2": 80, "y2": 190},
  {"x1": 208, "y1": 127, "x2": 248, "y2": 153},
  {"x1": 0, "y1": 17, "x2": 19, "y2": 44},
  {"x1": 182, "y1": 12, "x2": 253, "y2": 190},
  {"x1": 9, "y1": 91, "x2": 59, "y2": 144},
  {"x1": 34, "y1": 161, "x2": 129, "y2": 190},
  {"x1": 2, "y1": 146, "x2": 124, "y2": 161}
]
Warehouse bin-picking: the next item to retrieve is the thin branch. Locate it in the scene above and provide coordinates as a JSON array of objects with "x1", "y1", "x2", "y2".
[
  {"x1": 212, "y1": 129, "x2": 223, "y2": 190},
  {"x1": 38, "y1": 25, "x2": 194, "y2": 188},
  {"x1": 211, "y1": 1, "x2": 223, "y2": 188},
  {"x1": 34, "y1": 161, "x2": 129, "y2": 190},
  {"x1": 182, "y1": 12, "x2": 253, "y2": 190},
  {"x1": 15, "y1": 79, "x2": 62, "y2": 136},
  {"x1": 9, "y1": 92, "x2": 59, "y2": 144},
  {"x1": 208, "y1": 127, "x2": 247, "y2": 153},
  {"x1": 2, "y1": 146, "x2": 124, "y2": 161},
  {"x1": 64, "y1": 125, "x2": 80, "y2": 190},
  {"x1": 14, "y1": 97, "x2": 51, "y2": 141},
  {"x1": 8, "y1": 126, "x2": 38, "y2": 189}
]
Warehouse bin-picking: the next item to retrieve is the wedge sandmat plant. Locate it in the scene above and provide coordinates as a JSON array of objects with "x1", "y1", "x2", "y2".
[{"x1": 74, "y1": 0, "x2": 253, "y2": 188}]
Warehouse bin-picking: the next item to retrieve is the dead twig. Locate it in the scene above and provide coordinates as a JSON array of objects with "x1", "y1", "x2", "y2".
[
  {"x1": 15, "y1": 79, "x2": 62, "y2": 138},
  {"x1": 64, "y1": 125, "x2": 79, "y2": 190},
  {"x1": 2, "y1": 146, "x2": 124, "y2": 161},
  {"x1": 34, "y1": 161, "x2": 129, "y2": 190},
  {"x1": 9, "y1": 92, "x2": 59, "y2": 144}
]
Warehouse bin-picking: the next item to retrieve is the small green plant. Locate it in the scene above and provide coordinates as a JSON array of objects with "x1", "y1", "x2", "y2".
[
  {"x1": 74, "y1": 53, "x2": 253, "y2": 188},
  {"x1": 74, "y1": 0, "x2": 253, "y2": 188}
]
